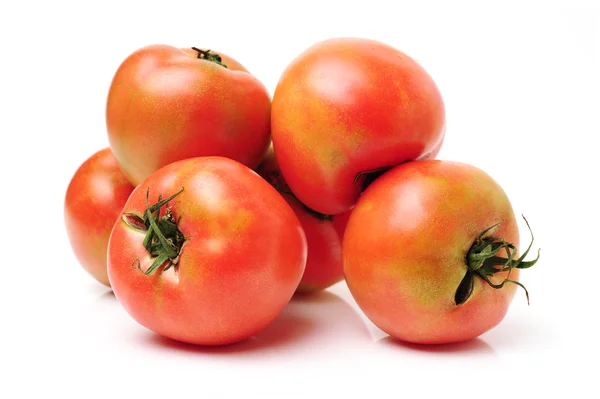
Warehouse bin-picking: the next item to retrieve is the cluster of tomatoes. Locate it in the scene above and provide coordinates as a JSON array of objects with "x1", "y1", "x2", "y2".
[{"x1": 64, "y1": 38, "x2": 539, "y2": 346}]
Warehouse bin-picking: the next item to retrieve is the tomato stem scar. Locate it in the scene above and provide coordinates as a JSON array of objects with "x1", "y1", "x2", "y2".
[
  {"x1": 456, "y1": 215, "x2": 540, "y2": 306},
  {"x1": 191, "y1": 47, "x2": 228, "y2": 68}
]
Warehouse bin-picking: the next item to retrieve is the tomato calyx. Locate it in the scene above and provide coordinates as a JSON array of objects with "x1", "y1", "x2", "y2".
[
  {"x1": 122, "y1": 187, "x2": 186, "y2": 275},
  {"x1": 455, "y1": 215, "x2": 541, "y2": 306},
  {"x1": 190, "y1": 47, "x2": 228, "y2": 68}
]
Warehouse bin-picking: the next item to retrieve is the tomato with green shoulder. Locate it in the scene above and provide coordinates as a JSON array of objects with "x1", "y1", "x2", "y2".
[{"x1": 343, "y1": 160, "x2": 540, "y2": 344}]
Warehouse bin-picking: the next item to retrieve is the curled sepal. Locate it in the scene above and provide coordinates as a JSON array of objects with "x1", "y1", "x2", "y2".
[
  {"x1": 122, "y1": 213, "x2": 146, "y2": 231},
  {"x1": 464, "y1": 215, "x2": 540, "y2": 305},
  {"x1": 191, "y1": 47, "x2": 228, "y2": 68},
  {"x1": 454, "y1": 271, "x2": 475, "y2": 305},
  {"x1": 132, "y1": 187, "x2": 186, "y2": 276}
]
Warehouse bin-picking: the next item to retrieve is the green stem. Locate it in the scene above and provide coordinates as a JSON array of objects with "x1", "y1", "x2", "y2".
[
  {"x1": 454, "y1": 215, "x2": 540, "y2": 305},
  {"x1": 126, "y1": 188, "x2": 186, "y2": 275},
  {"x1": 191, "y1": 47, "x2": 228, "y2": 68}
]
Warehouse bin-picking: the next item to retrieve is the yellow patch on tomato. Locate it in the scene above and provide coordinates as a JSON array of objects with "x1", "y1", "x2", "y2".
[
  {"x1": 227, "y1": 208, "x2": 255, "y2": 233},
  {"x1": 389, "y1": 258, "x2": 468, "y2": 310},
  {"x1": 319, "y1": 146, "x2": 347, "y2": 169},
  {"x1": 358, "y1": 201, "x2": 373, "y2": 213}
]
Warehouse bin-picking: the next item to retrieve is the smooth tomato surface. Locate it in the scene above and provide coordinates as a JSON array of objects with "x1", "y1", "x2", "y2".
[
  {"x1": 106, "y1": 44, "x2": 271, "y2": 185},
  {"x1": 108, "y1": 157, "x2": 306, "y2": 345},
  {"x1": 294, "y1": 208, "x2": 350, "y2": 293},
  {"x1": 272, "y1": 38, "x2": 445, "y2": 215},
  {"x1": 343, "y1": 160, "x2": 521, "y2": 344},
  {"x1": 64, "y1": 148, "x2": 134, "y2": 286},
  {"x1": 256, "y1": 148, "x2": 350, "y2": 293}
]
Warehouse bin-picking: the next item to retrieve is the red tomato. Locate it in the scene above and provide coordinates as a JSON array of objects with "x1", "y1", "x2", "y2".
[
  {"x1": 106, "y1": 45, "x2": 271, "y2": 185},
  {"x1": 272, "y1": 38, "x2": 446, "y2": 215},
  {"x1": 108, "y1": 157, "x2": 307, "y2": 345},
  {"x1": 64, "y1": 148, "x2": 134, "y2": 286},
  {"x1": 343, "y1": 160, "x2": 539, "y2": 344},
  {"x1": 256, "y1": 148, "x2": 351, "y2": 293}
]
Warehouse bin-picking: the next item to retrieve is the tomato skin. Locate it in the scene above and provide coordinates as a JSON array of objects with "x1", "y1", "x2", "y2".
[
  {"x1": 64, "y1": 148, "x2": 135, "y2": 286},
  {"x1": 106, "y1": 44, "x2": 271, "y2": 185},
  {"x1": 256, "y1": 149, "x2": 350, "y2": 293},
  {"x1": 293, "y1": 208, "x2": 350, "y2": 293},
  {"x1": 272, "y1": 38, "x2": 445, "y2": 215},
  {"x1": 343, "y1": 160, "x2": 519, "y2": 344},
  {"x1": 420, "y1": 130, "x2": 445, "y2": 160},
  {"x1": 108, "y1": 157, "x2": 306, "y2": 345}
]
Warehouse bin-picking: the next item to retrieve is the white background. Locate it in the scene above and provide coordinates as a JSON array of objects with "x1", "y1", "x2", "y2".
[{"x1": 2, "y1": 0, "x2": 599, "y2": 397}]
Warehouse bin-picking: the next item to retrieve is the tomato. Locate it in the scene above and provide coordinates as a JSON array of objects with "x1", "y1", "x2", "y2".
[
  {"x1": 256, "y1": 147, "x2": 351, "y2": 293},
  {"x1": 343, "y1": 160, "x2": 540, "y2": 344},
  {"x1": 106, "y1": 44, "x2": 271, "y2": 185},
  {"x1": 295, "y1": 210, "x2": 350, "y2": 293},
  {"x1": 64, "y1": 148, "x2": 134, "y2": 286},
  {"x1": 108, "y1": 157, "x2": 307, "y2": 345},
  {"x1": 271, "y1": 38, "x2": 446, "y2": 215}
]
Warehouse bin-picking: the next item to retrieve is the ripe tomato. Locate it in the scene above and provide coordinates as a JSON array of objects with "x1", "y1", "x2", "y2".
[
  {"x1": 108, "y1": 157, "x2": 307, "y2": 345},
  {"x1": 106, "y1": 45, "x2": 271, "y2": 185},
  {"x1": 64, "y1": 148, "x2": 134, "y2": 286},
  {"x1": 256, "y1": 147, "x2": 351, "y2": 293},
  {"x1": 343, "y1": 160, "x2": 539, "y2": 344},
  {"x1": 271, "y1": 38, "x2": 445, "y2": 215}
]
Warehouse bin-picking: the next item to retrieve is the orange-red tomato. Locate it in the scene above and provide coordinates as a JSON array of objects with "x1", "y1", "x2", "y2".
[
  {"x1": 64, "y1": 148, "x2": 134, "y2": 286},
  {"x1": 295, "y1": 210, "x2": 350, "y2": 293},
  {"x1": 108, "y1": 157, "x2": 307, "y2": 345},
  {"x1": 272, "y1": 38, "x2": 445, "y2": 215},
  {"x1": 256, "y1": 148, "x2": 351, "y2": 293},
  {"x1": 344, "y1": 160, "x2": 539, "y2": 344},
  {"x1": 106, "y1": 44, "x2": 271, "y2": 185}
]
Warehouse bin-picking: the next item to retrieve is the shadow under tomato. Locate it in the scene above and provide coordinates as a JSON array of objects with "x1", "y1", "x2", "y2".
[
  {"x1": 378, "y1": 335, "x2": 498, "y2": 356},
  {"x1": 479, "y1": 310, "x2": 549, "y2": 351},
  {"x1": 98, "y1": 289, "x2": 115, "y2": 301},
  {"x1": 142, "y1": 289, "x2": 370, "y2": 355},
  {"x1": 144, "y1": 306, "x2": 316, "y2": 355},
  {"x1": 87, "y1": 281, "x2": 113, "y2": 298},
  {"x1": 289, "y1": 289, "x2": 372, "y2": 342}
]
